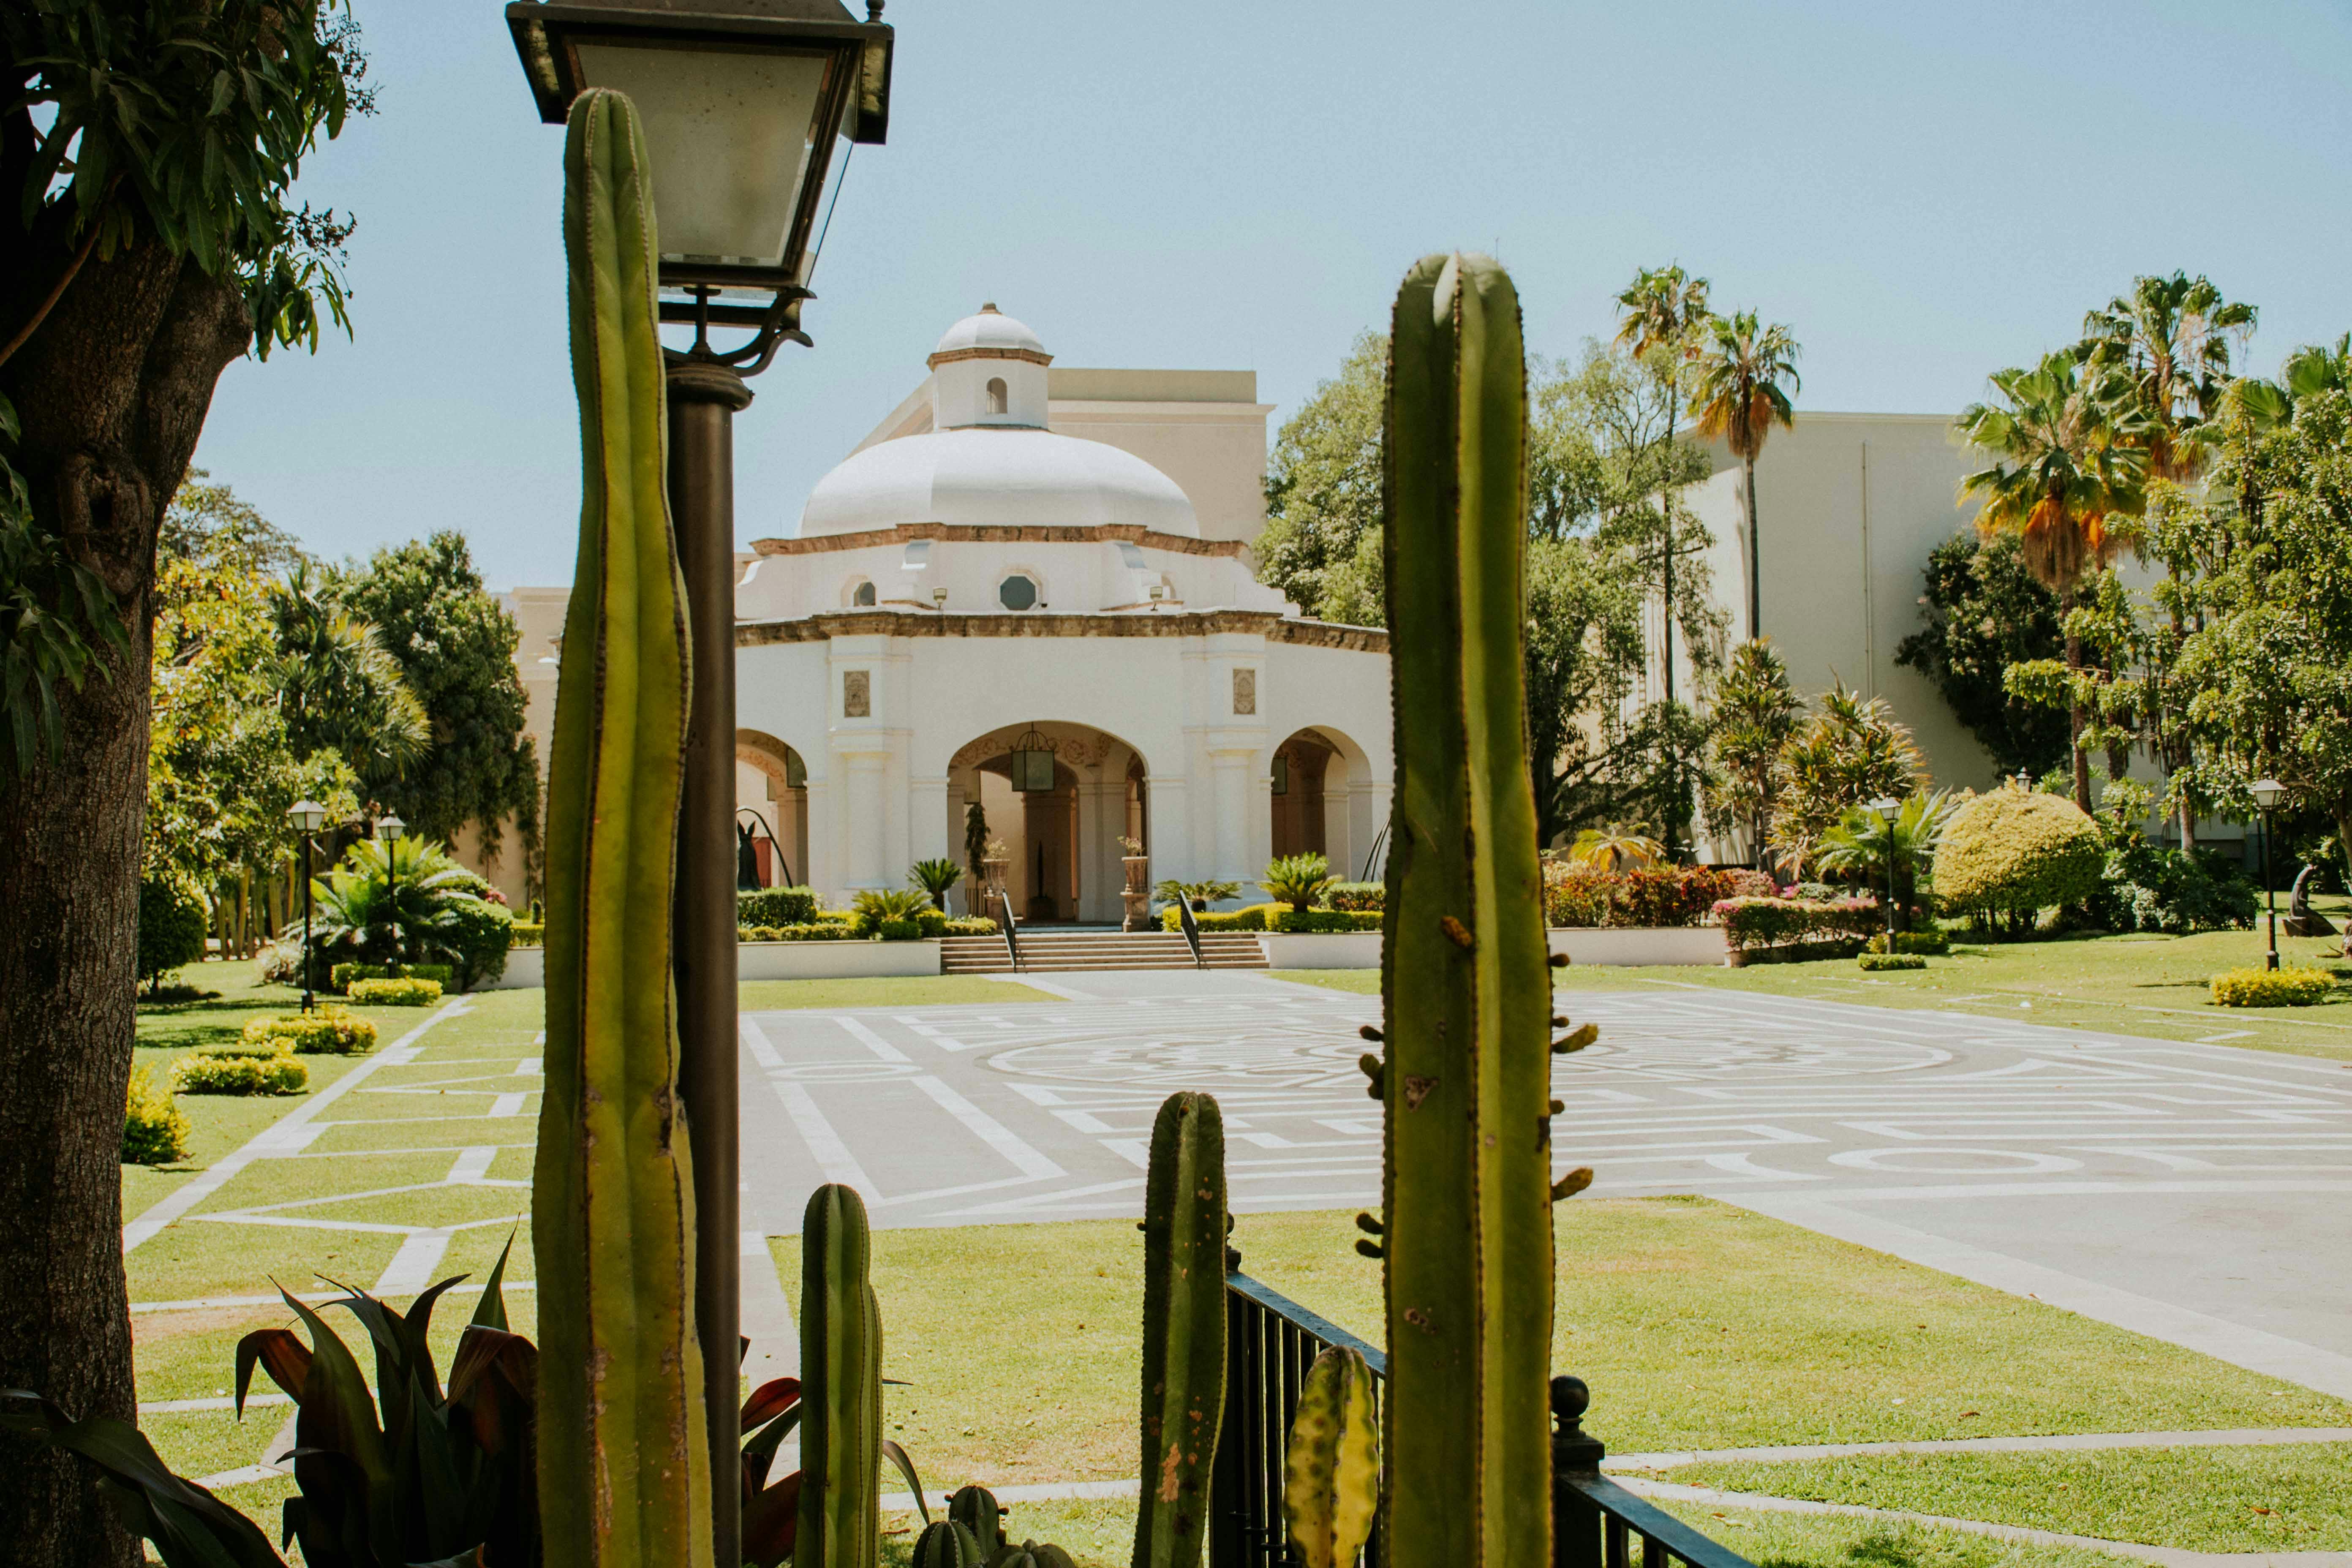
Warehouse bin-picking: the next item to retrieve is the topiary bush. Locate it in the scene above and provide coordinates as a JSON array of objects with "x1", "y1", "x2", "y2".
[
  {"x1": 1857, "y1": 951, "x2": 1927, "y2": 972},
  {"x1": 172, "y1": 1047, "x2": 308, "y2": 1095},
  {"x1": 137, "y1": 870, "x2": 210, "y2": 992},
  {"x1": 241, "y1": 1009, "x2": 377, "y2": 1055},
  {"x1": 1720, "y1": 868, "x2": 1779, "y2": 900},
  {"x1": 1932, "y1": 787, "x2": 2103, "y2": 934},
  {"x1": 509, "y1": 921, "x2": 545, "y2": 947},
  {"x1": 739, "y1": 922, "x2": 858, "y2": 943},
  {"x1": 438, "y1": 895, "x2": 516, "y2": 990},
  {"x1": 330, "y1": 961, "x2": 453, "y2": 993},
  {"x1": 2211, "y1": 966, "x2": 2337, "y2": 1007},
  {"x1": 1714, "y1": 896, "x2": 1882, "y2": 956},
  {"x1": 2095, "y1": 845, "x2": 2257, "y2": 935},
  {"x1": 348, "y1": 976, "x2": 442, "y2": 1007},
  {"x1": 1271, "y1": 909, "x2": 1383, "y2": 934},
  {"x1": 122, "y1": 1067, "x2": 189, "y2": 1166},
  {"x1": 1866, "y1": 929, "x2": 1950, "y2": 956},
  {"x1": 1324, "y1": 881, "x2": 1383, "y2": 912},
  {"x1": 942, "y1": 916, "x2": 998, "y2": 936},
  {"x1": 1159, "y1": 902, "x2": 1288, "y2": 933},
  {"x1": 738, "y1": 886, "x2": 820, "y2": 927}
]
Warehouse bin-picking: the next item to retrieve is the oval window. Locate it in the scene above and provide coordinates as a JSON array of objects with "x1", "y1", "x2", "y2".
[
  {"x1": 998, "y1": 574, "x2": 1038, "y2": 611},
  {"x1": 852, "y1": 580, "x2": 876, "y2": 607}
]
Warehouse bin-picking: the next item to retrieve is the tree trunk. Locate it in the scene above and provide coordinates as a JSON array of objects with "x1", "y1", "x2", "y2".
[
  {"x1": 0, "y1": 239, "x2": 251, "y2": 1568},
  {"x1": 2062, "y1": 588, "x2": 2091, "y2": 813},
  {"x1": 1743, "y1": 452, "x2": 1762, "y2": 641}
]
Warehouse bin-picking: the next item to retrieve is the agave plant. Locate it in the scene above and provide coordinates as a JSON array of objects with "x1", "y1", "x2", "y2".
[
  {"x1": 1259, "y1": 853, "x2": 1335, "y2": 910},
  {"x1": 1813, "y1": 789, "x2": 1958, "y2": 927},
  {"x1": 1568, "y1": 826, "x2": 1665, "y2": 874},
  {"x1": 850, "y1": 886, "x2": 935, "y2": 932},
  {"x1": 309, "y1": 837, "x2": 482, "y2": 968},
  {"x1": 908, "y1": 858, "x2": 965, "y2": 910},
  {"x1": 1153, "y1": 878, "x2": 1241, "y2": 910}
]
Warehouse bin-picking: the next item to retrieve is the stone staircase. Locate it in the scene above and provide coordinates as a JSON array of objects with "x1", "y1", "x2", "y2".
[{"x1": 940, "y1": 928, "x2": 1268, "y2": 974}]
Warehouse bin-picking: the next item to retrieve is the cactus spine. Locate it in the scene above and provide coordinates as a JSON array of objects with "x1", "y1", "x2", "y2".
[
  {"x1": 798, "y1": 1183, "x2": 884, "y2": 1566},
  {"x1": 534, "y1": 86, "x2": 713, "y2": 1568},
  {"x1": 1281, "y1": 1345, "x2": 1381, "y2": 1568},
  {"x1": 1375, "y1": 253, "x2": 1554, "y2": 1567},
  {"x1": 1132, "y1": 1092, "x2": 1228, "y2": 1568}
]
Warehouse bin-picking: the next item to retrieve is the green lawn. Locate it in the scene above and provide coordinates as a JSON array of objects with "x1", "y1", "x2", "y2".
[
  {"x1": 1652, "y1": 1444, "x2": 2352, "y2": 1553},
  {"x1": 1643, "y1": 1503, "x2": 2143, "y2": 1568},
  {"x1": 1276, "y1": 912, "x2": 2352, "y2": 1061}
]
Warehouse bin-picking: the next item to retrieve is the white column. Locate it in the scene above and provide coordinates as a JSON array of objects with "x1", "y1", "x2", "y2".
[
  {"x1": 838, "y1": 743, "x2": 890, "y2": 892},
  {"x1": 1209, "y1": 743, "x2": 1255, "y2": 888},
  {"x1": 802, "y1": 777, "x2": 831, "y2": 898},
  {"x1": 1147, "y1": 776, "x2": 1190, "y2": 889},
  {"x1": 909, "y1": 776, "x2": 952, "y2": 868},
  {"x1": 1077, "y1": 776, "x2": 1123, "y2": 923}
]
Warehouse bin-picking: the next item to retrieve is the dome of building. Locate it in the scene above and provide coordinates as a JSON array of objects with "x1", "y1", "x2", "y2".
[
  {"x1": 798, "y1": 425, "x2": 1200, "y2": 536},
  {"x1": 930, "y1": 303, "x2": 1047, "y2": 363}
]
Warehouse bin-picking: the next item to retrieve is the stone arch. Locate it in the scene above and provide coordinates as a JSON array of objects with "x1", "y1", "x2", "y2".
[
  {"x1": 736, "y1": 728, "x2": 811, "y2": 888},
  {"x1": 1272, "y1": 725, "x2": 1377, "y2": 881},
  {"x1": 947, "y1": 720, "x2": 1150, "y2": 923}
]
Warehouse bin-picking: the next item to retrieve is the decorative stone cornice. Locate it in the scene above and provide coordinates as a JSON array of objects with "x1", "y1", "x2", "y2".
[
  {"x1": 735, "y1": 609, "x2": 1388, "y2": 653},
  {"x1": 926, "y1": 345, "x2": 1054, "y2": 370},
  {"x1": 749, "y1": 522, "x2": 1250, "y2": 559}
]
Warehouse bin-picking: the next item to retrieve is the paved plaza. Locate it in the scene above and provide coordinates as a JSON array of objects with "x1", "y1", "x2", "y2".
[{"x1": 738, "y1": 970, "x2": 2352, "y2": 1395}]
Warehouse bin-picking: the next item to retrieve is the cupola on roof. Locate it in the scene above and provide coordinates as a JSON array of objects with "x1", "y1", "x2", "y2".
[{"x1": 796, "y1": 303, "x2": 1200, "y2": 538}]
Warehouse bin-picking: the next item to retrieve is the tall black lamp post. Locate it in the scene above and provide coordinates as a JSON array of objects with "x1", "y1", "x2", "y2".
[
  {"x1": 289, "y1": 799, "x2": 326, "y2": 1013},
  {"x1": 1867, "y1": 796, "x2": 1902, "y2": 941},
  {"x1": 2251, "y1": 777, "x2": 2287, "y2": 970},
  {"x1": 506, "y1": 5, "x2": 892, "y2": 1556},
  {"x1": 376, "y1": 812, "x2": 406, "y2": 969}
]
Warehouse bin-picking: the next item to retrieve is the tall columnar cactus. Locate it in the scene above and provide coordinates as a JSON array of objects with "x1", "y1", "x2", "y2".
[
  {"x1": 534, "y1": 87, "x2": 713, "y2": 1568},
  {"x1": 1281, "y1": 1345, "x2": 1380, "y2": 1568},
  {"x1": 798, "y1": 1183, "x2": 884, "y2": 1567},
  {"x1": 1374, "y1": 252, "x2": 1556, "y2": 1568},
  {"x1": 1132, "y1": 1092, "x2": 1228, "y2": 1568}
]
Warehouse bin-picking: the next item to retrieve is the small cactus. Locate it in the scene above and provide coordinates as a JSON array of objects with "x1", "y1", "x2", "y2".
[
  {"x1": 1132, "y1": 1092, "x2": 1227, "y2": 1568},
  {"x1": 912, "y1": 1519, "x2": 989, "y2": 1568},
  {"x1": 990, "y1": 1543, "x2": 1079, "y2": 1568},
  {"x1": 1282, "y1": 1345, "x2": 1381, "y2": 1568},
  {"x1": 948, "y1": 1484, "x2": 1007, "y2": 1557},
  {"x1": 797, "y1": 1183, "x2": 883, "y2": 1568}
]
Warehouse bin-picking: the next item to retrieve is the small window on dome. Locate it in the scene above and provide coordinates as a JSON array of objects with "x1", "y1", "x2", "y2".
[
  {"x1": 852, "y1": 580, "x2": 876, "y2": 607},
  {"x1": 998, "y1": 574, "x2": 1038, "y2": 611},
  {"x1": 985, "y1": 377, "x2": 1008, "y2": 415}
]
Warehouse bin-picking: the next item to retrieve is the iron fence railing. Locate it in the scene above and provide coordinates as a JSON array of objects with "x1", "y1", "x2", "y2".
[
  {"x1": 990, "y1": 890, "x2": 1022, "y2": 972},
  {"x1": 1176, "y1": 898, "x2": 1206, "y2": 969},
  {"x1": 1211, "y1": 1269, "x2": 1757, "y2": 1568}
]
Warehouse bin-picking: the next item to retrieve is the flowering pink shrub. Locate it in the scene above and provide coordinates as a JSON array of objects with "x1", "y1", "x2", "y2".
[{"x1": 1712, "y1": 896, "x2": 1883, "y2": 953}]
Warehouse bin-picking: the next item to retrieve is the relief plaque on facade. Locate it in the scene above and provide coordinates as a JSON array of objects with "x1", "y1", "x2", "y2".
[
  {"x1": 843, "y1": 669, "x2": 871, "y2": 717},
  {"x1": 1231, "y1": 667, "x2": 1256, "y2": 715}
]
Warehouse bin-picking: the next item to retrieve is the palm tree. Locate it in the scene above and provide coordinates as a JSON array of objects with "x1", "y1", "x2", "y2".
[
  {"x1": 1612, "y1": 267, "x2": 1712, "y2": 709},
  {"x1": 1705, "y1": 638, "x2": 1802, "y2": 871},
  {"x1": 1813, "y1": 790, "x2": 1960, "y2": 930},
  {"x1": 1957, "y1": 351, "x2": 2151, "y2": 811},
  {"x1": 2080, "y1": 272, "x2": 2256, "y2": 481},
  {"x1": 1567, "y1": 826, "x2": 1665, "y2": 874},
  {"x1": 2283, "y1": 332, "x2": 2352, "y2": 401},
  {"x1": 272, "y1": 564, "x2": 431, "y2": 778},
  {"x1": 1688, "y1": 311, "x2": 1801, "y2": 640}
]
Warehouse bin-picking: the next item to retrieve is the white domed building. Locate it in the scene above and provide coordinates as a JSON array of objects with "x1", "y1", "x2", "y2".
[{"x1": 726, "y1": 305, "x2": 1394, "y2": 920}]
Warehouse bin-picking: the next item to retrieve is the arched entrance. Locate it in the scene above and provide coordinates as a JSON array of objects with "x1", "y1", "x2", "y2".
[
  {"x1": 950, "y1": 722, "x2": 1149, "y2": 924},
  {"x1": 736, "y1": 729, "x2": 811, "y2": 889},
  {"x1": 1271, "y1": 727, "x2": 1377, "y2": 880}
]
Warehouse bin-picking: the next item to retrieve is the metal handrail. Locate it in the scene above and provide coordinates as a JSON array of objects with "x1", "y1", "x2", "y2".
[
  {"x1": 1212, "y1": 1269, "x2": 1757, "y2": 1568},
  {"x1": 993, "y1": 890, "x2": 1022, "y2": 972},
  {"x1": 1358, "y1": 822, "x2": 1389, "y2": 883},
  {"x1": 1175, "y1": 898, "x2": 1206, "y2": 969}
]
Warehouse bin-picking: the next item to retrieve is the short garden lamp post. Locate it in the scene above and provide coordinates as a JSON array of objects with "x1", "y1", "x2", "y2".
[
  {"x1": 505, "y1": 8, "x2": 893, "y2": 1556},
  {"x1": 1868, "y1": 796, "x2": 1902, "y2": 940},
  {"x1": 289, "y1": 799, "x2": 327, "y2": 1013},
  {"x1": 376, "y1": 812, "x2": 406, "y2": 969},
  {"x1": 2251, "y1": 778, "x2": 2287, "y2": 970}
]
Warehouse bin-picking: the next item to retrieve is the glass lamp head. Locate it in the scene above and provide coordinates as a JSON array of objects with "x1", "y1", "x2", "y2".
[
  {"x1": 289, "y1": 799, "x2": 327, "y2": 832},
  {"x1": 1867, "y1": 796, "x2": 1902, "y2": 823},
  {"x1": 376, "y1": 813, "x2": 407, "y2": 843},
  {"x1": 2250, "y1": 778, "x2": 2288, "y2": 811}
]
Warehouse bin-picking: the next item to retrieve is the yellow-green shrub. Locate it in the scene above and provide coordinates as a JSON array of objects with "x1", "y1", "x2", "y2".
[
  {"x1": 1159, "y1": 901, "x2": 1288, "y2": 933},
  {"x1": 347, "y1": 976, "x2": 442, "y2": 1006},
  {"x1": 510, "y1": 921, "x2": 545, "y2": 947},
  {"x1": 172, "y1": 1048, "x2": 308, "y2": 1095},
  {"x1": 241, "y1": 1007, "x2": 377, "y2": 1055},
  {"x1": 2210, "y1": 966, "x2": 2337, "y2": 1007},
  {"x1": 1932, "y1": 787, "x2": 2102, "y2": 929},
  {"x1": 122, "y1": 1067, "x2": 188, "y2": 1165}
]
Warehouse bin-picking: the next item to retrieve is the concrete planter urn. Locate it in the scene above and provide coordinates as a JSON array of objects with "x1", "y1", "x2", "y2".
[
  {"x1": 982, "y1": 856, "x2": 1012, "y2": 925},
  {"x1": 1122, "y1": 855, "x2": 1152, "y2": 932}
]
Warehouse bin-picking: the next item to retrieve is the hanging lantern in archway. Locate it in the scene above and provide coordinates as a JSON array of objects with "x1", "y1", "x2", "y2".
[
  {"x1": 1009, "y1": 723, "x2": 1056, "y2": 792},
  {"x1": 1271, "y1": 751, "x2": 1290, "y2": 796}
]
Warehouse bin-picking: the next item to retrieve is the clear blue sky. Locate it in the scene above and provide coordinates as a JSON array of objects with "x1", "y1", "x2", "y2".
[{"x1": 190, "y1": 0, "x2": 2352, "y2": 591}]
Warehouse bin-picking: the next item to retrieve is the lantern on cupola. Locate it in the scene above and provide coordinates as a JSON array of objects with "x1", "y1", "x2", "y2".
[{"x1": 1008, "y1": 723, "x2": 1056, "y2": 792}]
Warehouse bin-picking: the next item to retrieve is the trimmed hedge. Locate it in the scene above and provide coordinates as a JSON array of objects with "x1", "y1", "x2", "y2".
[
  {"x1": 943, "y1": 917, "x2": 998, "y2": 936},
  {"x1": 172, "y1": 1048, "x2": 309, "y2": 1095},
  {"x1": 1272, "y1": 909, "x2": 1382, "y2": 934},
  {"x1": 122, "y1": 1067, "x2": 188, "y2": 1166},
  {"x1": 1714, "y1": 896, "x2": 1882, "y2": 955},
  {"x1": 1542, "y1": 864, "x2": 1734, "y2": 929},
  {"x1": 2211, "y1": 966, "x2": 2337, "y2": 1007},
  {"x1": 348, "y1": 976, "x2": 443, "y2": 1006},
  {"x1": 738, "y1": 886, "x2": 821, "y2": 927},
  {"x1": 1324, "y1": 882, "x2": 1384, "y2": 912},
  {"x1": 740, "y1": 923, "x2": 856, "y2": 943},
  {"x1": 1857, "y1": 951, "x2": 1928, "y2": 972},
  {"x1": 241, "y1": 1009, "x2": 377, "y2": 1055},
  {"x1": 1160, "y1": 902, "x2": 1289, "y2": 933},
  {"x1": 330, "y1": 961, "x2": 452, "y2": 993},
  {"x1": 1865, "y1": 929, "x2": 1950, "y2": 956},
  {"x1": 1934, "y1": 788, "x2": 2103, "y2": 928},
  {"x1": 510, "y1": 922, "x2": 545, "y2": 947},
  {"x1": 440, "y1": 896, "x2": 515, "y2": 989}
]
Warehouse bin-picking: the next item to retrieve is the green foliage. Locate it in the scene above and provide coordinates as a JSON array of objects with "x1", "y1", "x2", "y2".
[
  {"x1": 946, "y1": 1485, "x2": 1007, "y2": 1557},
  {"x1": 1771, "y1": 687, "x2": 1927, "y2": 878},
  {"x1": 1281, "y1": 1345, "x2": 1380, "y2": 1568},
  {"x1": 1256, "y1": 331, "x2": 1390, "y2": 623},
  {"x1": 241, "y1": 1007, "x2": 376, "y2": 1055},
  {"x1": 740, "y1": 922, "x2": 858, "y2": 943},
  {"x1": 1542, "y1": 863, "x2": 1737, "y2": 929},
  {"x1": 346, "y1": 975, "x2": 441, "y2": 1006},
  {"x1": 799, "y1": 1184, "x2": 884, "y2": 1568},
  {"x1": 852, "y1": 887, "x2": 934, "y2": 930},
  {"x1": 1932, "y1": 787, "x2": 2104, "y2": 932},
  {"x1": 1813, "y1": 791, "x2": 1960, "y2": 924},
  {"x1": 1866, "y1": 929, "x2": 1951, "y2": 956},
  {"x1": 328, "y1": 960, "x2": 452, "y2": 992},
  {"x1": 911, "y1": 1520, "x2": 988, "y2": 1568},
  {"x1": 2211, "y1": 966, "x2": 2336, "y2": 1007},
  {"x1": 312, "y1": 837, "x2": 485, "y2": 970},
  {"x1": 1152, "y1": 878, "x2": 1241, "y2": 908},
  {"x1": 740, "y1": 886, "x2": 821, "y2": 927},
  {"x1": 509, "y1": 921, "x2": 545, "y2": 947},
  {"x1": 1895, "y1": 533, "x2": 2070, "y2": 778},
  {"x1": 271, "y1": 558, "x2": 431, "y2": 781},
  {"x1": 1272, "y1": 909, "x2": 1382, "y2": 934},
  {"x1": 1706, "y1": 638, "x2": 1803, "y2": 863},
  {"x1": 1158, "y1": 902, "x2": 1286, "y2": 933},
  {"x1": 536, "y1": 90, "x2": 712, "y2": 1566},
  {"x1": 136, "y1": 869, "x2": 210, "y2": 989},
  {"x1": 336, "y1": 531, "x2": 541, "y2": 869},
  {"x1": 437, "y1": 894, "x2": 516, "y2": 990},
  {"x1": 121, "y1": 1067, "x2": 189, "y2": 1166},
  {"x1": 909, "y1": 858, "x2": 964, "y2": 909},
  {"x1": 1323, "y1": 881, "x2": 1383, "y2": 912},
  {"x1": 1857, "y1": 951, "x2": 1928, "y2": 972},
  {"x1": 1259, "y1": 852, "x2": 1335, "y2": 909},
  {"x1": 1715, "y1": 896, "x2": 1883, "y2": 955},
  {"x1": 0, "y1": 1390, "x2": 283, "y2": 1566},
  {"x1": 2097, "y1": 844, "x2": 2256, "y2": 935},
  {"x1": 2080, "y1": 272, "x2": 2257, "y2": 483},
  {"x1": 170, "y1": 1047, "x2": 307, "y2": 1095},
  {"x1": 1134, "y1": 1093, "x2": 1227, "y2": 1568}
]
